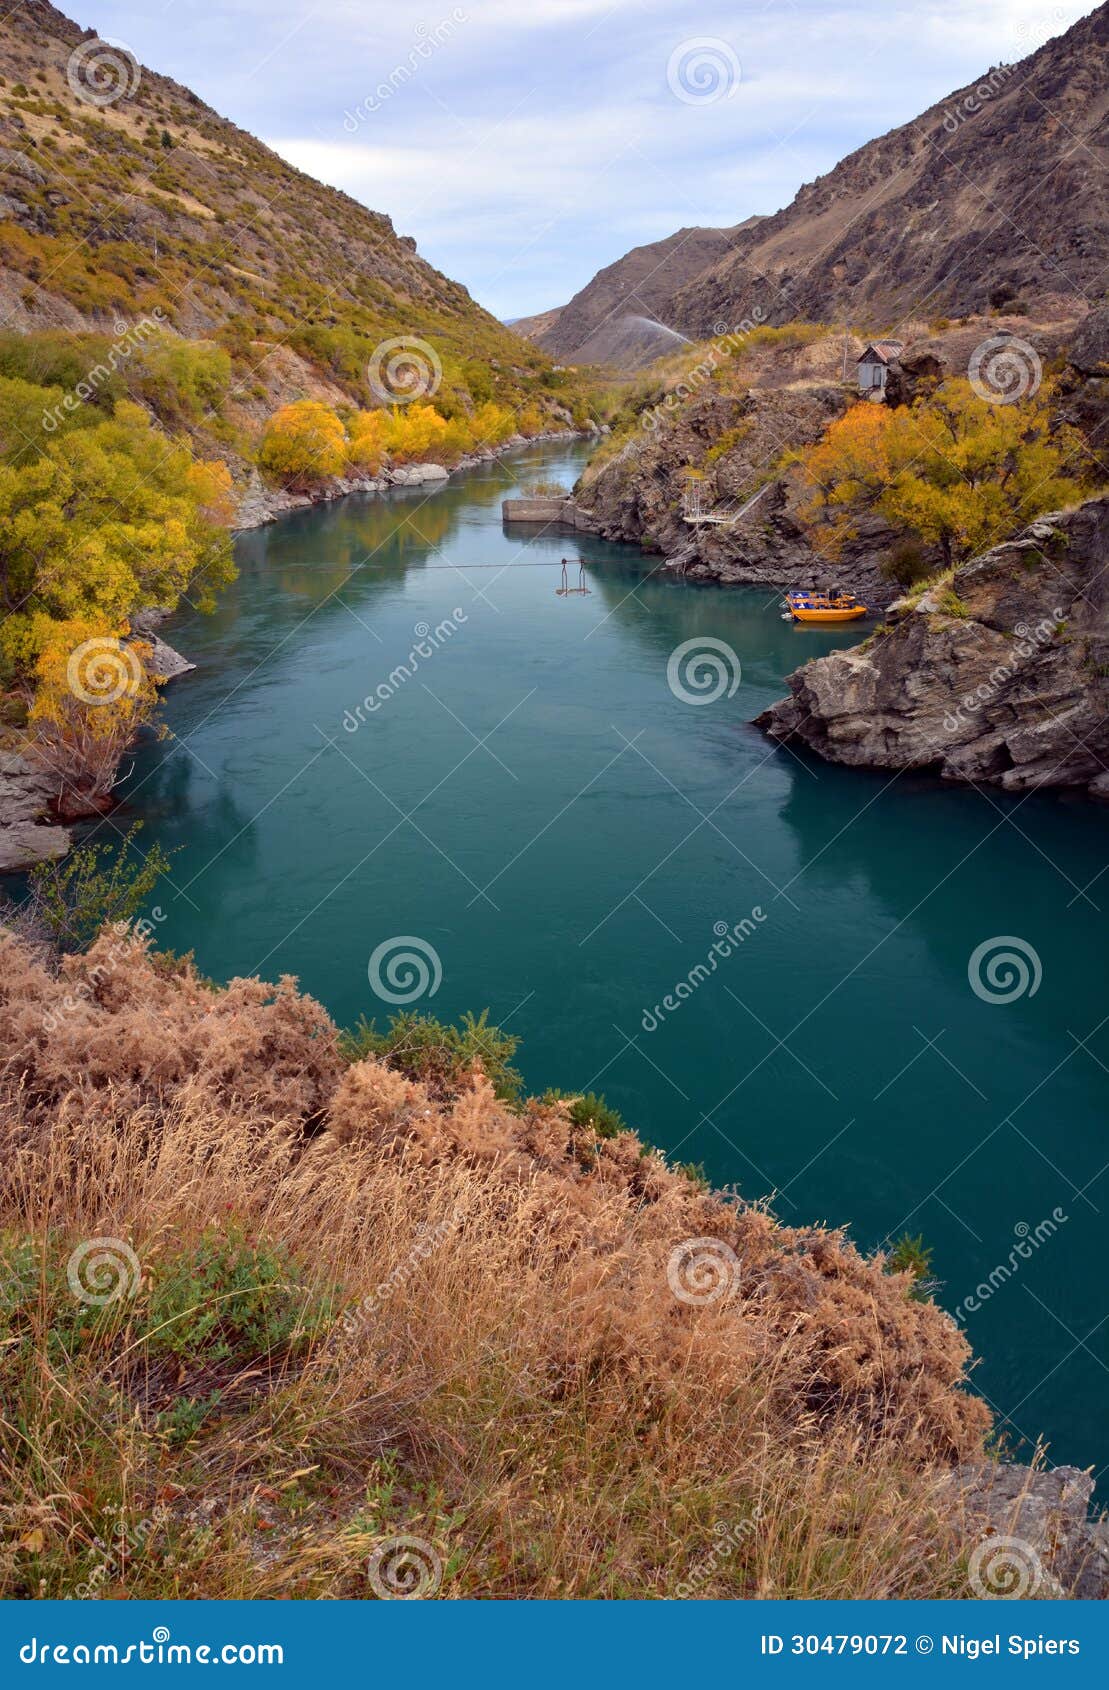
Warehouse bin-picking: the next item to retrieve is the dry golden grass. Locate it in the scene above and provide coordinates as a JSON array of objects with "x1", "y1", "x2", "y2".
[{"x1": 0, "y1": 929, "x2": 993, "y2": 1599}]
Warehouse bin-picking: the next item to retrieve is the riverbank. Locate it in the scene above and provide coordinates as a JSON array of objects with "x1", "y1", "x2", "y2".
[
  {"x1": 3, "y1": 918, "x2": 1105, "y2": 1598},
  {"x1": 10, "y1": 437, "x2": 1108, "y2": 1519},
  {"x1": 0, "y1": 433, "x2": 597, "y2": 871},
  {"x1": 234, "y1": 428, "x2": 598, "y2": 531}
]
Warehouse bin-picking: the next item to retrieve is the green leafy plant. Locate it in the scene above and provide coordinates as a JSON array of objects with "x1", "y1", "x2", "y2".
[
  {"x1": 886, "y1": 1233, "x2": 938, "y2": 1302},
  {"x1": 148, "y1": 1227, "x2": 334, "y2": 1363},
  {"x1": 341, "y1": 1008, "x2": 523, "y2": 1103},
  {"x1": 27, "y1": 822, "x2": 176, "y2": 952}
]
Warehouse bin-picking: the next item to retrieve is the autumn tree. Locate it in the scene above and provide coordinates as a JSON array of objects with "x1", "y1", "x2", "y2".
[
  {"x1": 259, "y1": 399, "x2": 347, "y2": 489},
  {"x1": 346, "y1": 408, "x2": 388, "y2": 474},
  {"x1": 28, "y1": 616, "x2": 161, "y2": 816},
  {"x1": 797, "y1": 379, "x2": 1089, "y2": 569},
  {"x1": 382, "y1": 402, "x2": 448, "y2": 463},
  {"x1": 0, "y1": 382, "x2": 234, "y2": 681}
]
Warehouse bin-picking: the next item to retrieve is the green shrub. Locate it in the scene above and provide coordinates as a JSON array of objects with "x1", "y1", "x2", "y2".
[
  {"x1": 880, "y1": 538, "x2": 932, "y2": 587},
  {"x1": 543, "y1": 1089, "x2": 627, "y2": 1139},
  {"x1": 147, "y1": 1227, "x2": 334, "y2": 1363},
  {"x1": 342, "y1": 1008, "x2": 523, "y2": 1103},
  {"x1": 27, "y1": 822, "x2": 175, "y2": 953},
  {"x1": 886, "y1": 1233, "x2": 937, "y2": 1302}
]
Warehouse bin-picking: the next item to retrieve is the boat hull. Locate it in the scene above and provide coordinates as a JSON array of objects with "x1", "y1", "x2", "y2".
[{"x1": 790, "y1": 606, "x2": 867, "y2": 624}]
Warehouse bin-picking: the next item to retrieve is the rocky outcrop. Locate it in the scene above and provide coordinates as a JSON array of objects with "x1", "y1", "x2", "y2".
[
  {"x1": 574, "y1": 363, "x2": 911, "y2": 608},
  {"x1": 0, "y1": 751, "x2": 70, "y2": 874},
  {"x1": 129, "y1": 609, "x2": 195, "y2": 683},
  {"x1": 759, "y1": 497, "x2": 1109, "y2": 795},
  {"x1": 957, "y1": 1463, "x2": 1109, "y2": 1599}
]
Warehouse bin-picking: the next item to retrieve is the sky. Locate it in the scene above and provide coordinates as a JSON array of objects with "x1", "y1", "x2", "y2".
[{"x1": 85, "y1": 0, "x2": 1095, "y2": 320}]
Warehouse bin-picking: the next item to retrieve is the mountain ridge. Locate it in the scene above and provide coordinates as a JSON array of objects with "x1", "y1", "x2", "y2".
[{"x1": 522, "y1": 6, "x2": 1108, "y2": 368}]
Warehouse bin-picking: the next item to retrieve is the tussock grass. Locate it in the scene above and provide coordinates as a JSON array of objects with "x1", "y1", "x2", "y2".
[{"x1": 0, "y1": 929, "x2": 991, "y2": 1599}]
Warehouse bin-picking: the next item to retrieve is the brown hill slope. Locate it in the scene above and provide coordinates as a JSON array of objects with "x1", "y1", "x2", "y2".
[
  {"x1": 522, "y1": 222, "x2": 755, "y2": 367},
  {"x1": 0, "y1": 1, "x2": 568, "y2": 415},
  {"x1": 672, "y1": 6, "x2": 1109, "y2": 334},
  {"x1": 0, "y1": 923, "x2": 994, "y2": 1599},
  {"x1": 534, "y1": 6, "x2": 1107, "y2": 368}
]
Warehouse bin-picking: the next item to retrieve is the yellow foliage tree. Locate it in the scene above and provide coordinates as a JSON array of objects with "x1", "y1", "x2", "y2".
[
  {"x1": 382, "y1": 403, "x2": 449, "y2": 464},
  {"x1": 29, "y1": 616, "x2": 160, "y2": 815},
  {"x1": 797, "y1": 379, "x2": 1090, "y2": 568},
  {"x1": 259, "y1": 400, "x2": 347, "y2": 490},
  {"x1": 0, "y1": 384, "x2": 235, "y2": 680},
  {"x1": 346, "y1": 409, "x2": 388, "y2": 474},
  {"x1": 470, "y1": 401, "x2": 516, "y2": 449}
]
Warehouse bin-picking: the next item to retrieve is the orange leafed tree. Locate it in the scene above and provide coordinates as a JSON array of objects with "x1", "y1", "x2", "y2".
[
  {"x1": 29, "y1": 617, "x2": 160, "y2": 816},
  {"x1": 797, "y1": 380, "x2": 1089, "y2": 568}
]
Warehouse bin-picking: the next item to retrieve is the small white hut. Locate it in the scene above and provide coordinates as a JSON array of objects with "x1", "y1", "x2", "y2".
[{"x1": 856, "y1": 339, "x2": 904, "y2": 393}]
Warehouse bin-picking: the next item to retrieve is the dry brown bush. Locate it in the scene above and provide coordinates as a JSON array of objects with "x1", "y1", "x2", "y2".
[{"x1": 0, "y1": 928, "x2": 993, "y2": 1598}]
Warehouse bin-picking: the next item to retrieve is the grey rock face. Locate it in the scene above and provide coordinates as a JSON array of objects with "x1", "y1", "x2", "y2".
[
  {"x1": 0, "y1": 750, "x2": 70, "y2": 873},
  {"x1": 956, "y1": 1462, "x2": 1109, "y2": 1599},
  {"x1": 758, "y1": 497, "x2": 1109, "y2": 794}
]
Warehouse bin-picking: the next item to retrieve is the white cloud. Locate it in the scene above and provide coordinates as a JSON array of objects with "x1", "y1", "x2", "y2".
[{"x1": 93, "y1": 0, "x2": 1100, "y2": 316}]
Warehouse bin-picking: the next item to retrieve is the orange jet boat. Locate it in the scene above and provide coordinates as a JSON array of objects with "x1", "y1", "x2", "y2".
[{"x1": 782, "y1": 591, "x2": 869, "y2": 625}]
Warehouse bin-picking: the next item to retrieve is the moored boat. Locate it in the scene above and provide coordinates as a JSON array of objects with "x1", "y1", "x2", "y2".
[{"x1": 782, "y1": 590, "x2": 869, "y2": 624}]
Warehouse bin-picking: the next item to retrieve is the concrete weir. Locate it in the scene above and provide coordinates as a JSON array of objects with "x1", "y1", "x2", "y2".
[{"x1": 501, "y1": 496, "x2": 597, "y2": 531}]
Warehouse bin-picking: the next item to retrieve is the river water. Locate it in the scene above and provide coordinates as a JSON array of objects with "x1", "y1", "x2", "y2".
[{"x1": 121, "y1": 441, "x2": 1108, "y2": 1481}]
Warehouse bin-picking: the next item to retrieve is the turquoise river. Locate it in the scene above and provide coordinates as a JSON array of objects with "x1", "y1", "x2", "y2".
[{"x1": 116, "y1": 441, "x2": 1106, "y2": 1482}]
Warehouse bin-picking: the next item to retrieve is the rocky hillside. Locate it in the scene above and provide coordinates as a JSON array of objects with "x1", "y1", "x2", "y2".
[
  {"x1": 514, "y1": 222, "x2": 755, "y2": 368},
  {"x1": 759, "y1": 495, "x2": 1109, "y2": 796},
  {"x1": 529, "y1": 6, "x2": 1108, "y2": 367},
  {"x1": 0, "y1": 2, "x2": 585, "y2": 422}
]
